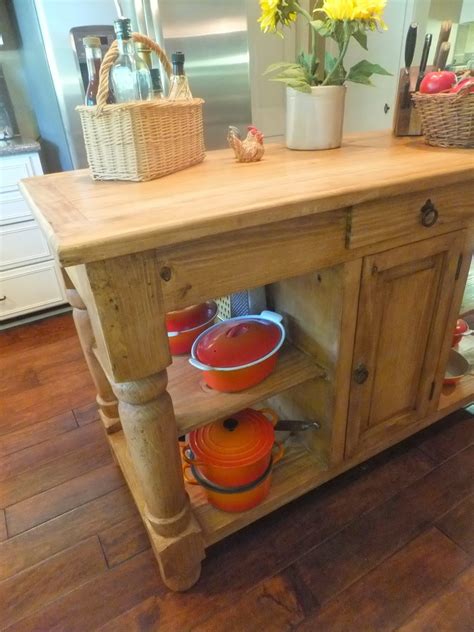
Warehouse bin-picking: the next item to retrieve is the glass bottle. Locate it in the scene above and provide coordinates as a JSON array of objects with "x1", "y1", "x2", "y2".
[
  {"x1": 83, "y1": 36, "x2": 103, "y2": 106},
  {"x1": 110, "y1": 18, "x2": 152, "y2": 103},
  {"x1": 168, "y1": 51, "x2": 193, "y2": 100},
  {"x1": 136, "y1": 42, "x2": 164, "y2": 99}
]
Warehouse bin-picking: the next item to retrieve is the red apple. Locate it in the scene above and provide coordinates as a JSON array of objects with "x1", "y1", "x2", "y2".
[
  {"x1": 450, "y1": 78, "x2": 474, "y2": 94},
  {"x1": 452, "y1": 318, "x2": 469, "y2": 346},
  {"x1": 419, "y1": 71, "x2": 457, "y2": 94}
]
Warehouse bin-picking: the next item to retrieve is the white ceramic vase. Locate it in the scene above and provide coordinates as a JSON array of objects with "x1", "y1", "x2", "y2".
[{"x1": 286, "y1": 85, "x2": 347, "y2": 151}]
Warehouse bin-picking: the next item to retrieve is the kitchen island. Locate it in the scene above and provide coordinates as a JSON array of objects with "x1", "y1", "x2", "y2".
[{"x1": 20, "y1": 132, "x2": 474, "y2": 591}]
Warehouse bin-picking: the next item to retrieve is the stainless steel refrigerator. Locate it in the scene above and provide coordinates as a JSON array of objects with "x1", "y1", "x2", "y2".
[{"x1": 13, "y1": 0, "x2": 252, "y2": 172}]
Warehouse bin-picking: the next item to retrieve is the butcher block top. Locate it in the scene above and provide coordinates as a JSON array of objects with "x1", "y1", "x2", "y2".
[{"x1": 19, "y1": 132, "x2": 473, "y2": 267}]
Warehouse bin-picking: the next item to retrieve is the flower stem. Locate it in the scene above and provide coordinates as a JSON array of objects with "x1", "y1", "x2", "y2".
[
  {"x1": 294, "y1": 3, "x2": 318, "y2": 82},
  {"x1": 322, "y1": 21, "x2": 350, "y2": 86}
]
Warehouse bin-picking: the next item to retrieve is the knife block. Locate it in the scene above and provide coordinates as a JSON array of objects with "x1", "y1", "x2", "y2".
[{"x1": 393, "y1": 66, "x2": 435, "y2": 137}]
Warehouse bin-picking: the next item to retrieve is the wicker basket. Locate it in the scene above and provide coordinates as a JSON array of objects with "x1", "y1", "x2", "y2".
[
  {"x1": 76, "y1": 33, "x2": 205, "y2": 181},
  {"x1": 412, "y1": 86, "x2": 474, "y2": 149}
]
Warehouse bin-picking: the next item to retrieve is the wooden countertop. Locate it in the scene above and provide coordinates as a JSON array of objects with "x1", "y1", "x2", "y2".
[{"x1": 20, "y1": 131, "x2": 473, "y2": 267}]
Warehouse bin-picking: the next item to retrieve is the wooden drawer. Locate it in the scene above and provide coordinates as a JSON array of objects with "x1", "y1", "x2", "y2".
[
  {"x1": 347, "y1": 183, "x2": 474, "y2": 249},
  {"x1": 0, "y1": 153, "x2": 42, "y2": 194},
  {"x1": 0, "y1": 261, "x2": 66, "y2": 320},
  {"x1": 0, "y1": 221, "x2": 51, "y2": 271}
]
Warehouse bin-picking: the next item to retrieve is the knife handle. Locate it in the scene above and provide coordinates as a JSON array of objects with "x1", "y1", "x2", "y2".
[
  {"x1": 416, "y1": 33, "x2": 432, "y2": 91},
  {"x1": 405, "y1": 23, "x2": 418, "y2": 70},
  {"x1": 433, "y1": 20, "x2": 452, "y2": 69},
  {"x1": 436, "y1": 41, "x2": 450, "y2": 71}
]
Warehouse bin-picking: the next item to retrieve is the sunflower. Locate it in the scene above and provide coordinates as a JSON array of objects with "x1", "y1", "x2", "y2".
[
  {"x1": 258, "y1": 0, "x2": 297, "y2": 34},
  {"x1": 320, "y1": 0, "x2": 386, "y2": 26},
  {"x1": 353, "y1": 0, "x2": 387, "y2": 28}
]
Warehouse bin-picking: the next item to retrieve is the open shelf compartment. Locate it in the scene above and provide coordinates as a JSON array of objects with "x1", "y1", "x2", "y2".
[
  {"x1": 168, "y1": 343, "x2": 326, "y2": 435},
  {"x1": 438, "y1": 334, "x2": 474, "y2": 413},
  {"x1": 108, "y1": 429, "x2": 328, "y2": 547}
]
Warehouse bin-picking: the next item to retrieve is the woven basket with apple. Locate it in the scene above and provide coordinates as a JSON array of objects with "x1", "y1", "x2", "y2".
[{"x1": 412, "y1": 71, "x2": 474, "y2": 149}]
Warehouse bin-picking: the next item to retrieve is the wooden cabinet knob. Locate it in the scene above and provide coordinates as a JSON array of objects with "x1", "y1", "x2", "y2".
[
  {"x1": 420, "y1": 199, "x2": 439, "y2": 227},
  {"x1": 353, "y1": 363, "x2": 369, "y2": 384}
]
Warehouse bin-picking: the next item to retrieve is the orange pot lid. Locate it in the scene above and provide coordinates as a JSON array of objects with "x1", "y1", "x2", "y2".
[{"x1": 189, "y1": 409, "x2": 274, "y2": 467}]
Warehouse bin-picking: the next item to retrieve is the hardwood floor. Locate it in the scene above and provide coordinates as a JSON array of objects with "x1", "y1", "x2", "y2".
[{"x1": 0, "y1": 313, "x2": 473, "y2": 631}]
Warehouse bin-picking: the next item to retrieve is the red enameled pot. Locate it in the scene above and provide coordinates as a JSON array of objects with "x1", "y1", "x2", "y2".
[
  {"x1": 166, "y1": 301, "x2": 217, "y2": 355},
  {"x1": 182, "y1": 408, "x2": 284, "y2": 512},
  {"x1": 188, "y1": 311, "x2": 285, "y2": 392}
]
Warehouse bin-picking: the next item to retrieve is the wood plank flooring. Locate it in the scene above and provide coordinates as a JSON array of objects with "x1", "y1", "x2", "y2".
[{"x1": 0, "y1": 313, "x2": 473, "y2": 631}]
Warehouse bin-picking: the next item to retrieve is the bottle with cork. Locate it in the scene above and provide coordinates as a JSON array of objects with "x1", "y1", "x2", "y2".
[
  {"x1": 83, "y1": 36, "x2": 103, "y2": 106},
  {"x1": 135, "y1": 42, "x2": 164, "y2": 99},
  {"x1": 168, "y1": 51, "x2": 193, "y2": 100}
]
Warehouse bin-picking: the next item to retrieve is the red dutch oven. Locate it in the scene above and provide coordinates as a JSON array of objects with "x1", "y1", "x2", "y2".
[
  {"x1": 166, "y1": 301, "x2": 217, "y2": 355},
  {"x1": 188, "y1": 311, "x2": 285, "y2": 392},
  {"x1": 182, "y1": 408, "x2": 284, "y2": 512}
]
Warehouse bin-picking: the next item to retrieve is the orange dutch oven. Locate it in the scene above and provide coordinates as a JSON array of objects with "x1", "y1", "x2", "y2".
[
  {"x1": 182, "y1": 408, "x2": 284, "y2": 512},
  {"x1": 188, "y1": 311, "x2": 285, "y2": 392},
  {"x1": 166, "y1": 301, "x2": 217, "y2": 355}
]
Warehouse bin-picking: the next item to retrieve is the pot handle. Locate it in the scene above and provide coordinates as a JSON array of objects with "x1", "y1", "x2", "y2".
[
  {"x1": 272, "y1": 441, "x2": 285, "y2": 466},
  {"x1": 181, "y1": 445, "x2": 206, "y2": 467},
  {"x1": 258, "y1": 407, "x2": 279, "y2": 427},
  {"x1": 260, "y1": 310, "x2": 283, "y2": 324},
  {"x1": 188, "y1": 357, "x2": 211, "y2": 371},
  {"x1": 182, "y1": 463, "x2": 200, "y2": 486}
]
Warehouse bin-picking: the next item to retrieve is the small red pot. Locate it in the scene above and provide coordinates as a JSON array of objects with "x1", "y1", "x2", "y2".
[
  {"x1": 166, "y1": 301, "x2": 217, "y2": 355},
  {"x1": 189, "y1": 311, "x2": 285, "y2": 392}
]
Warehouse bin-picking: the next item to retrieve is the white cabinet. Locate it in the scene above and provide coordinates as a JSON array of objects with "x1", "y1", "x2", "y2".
[
  {"x1": 0, "y1": 151, "x2": 67, "y2": 321},
  {"x1": 0, "y1": 261, "x2": 66, "y2": 320}
]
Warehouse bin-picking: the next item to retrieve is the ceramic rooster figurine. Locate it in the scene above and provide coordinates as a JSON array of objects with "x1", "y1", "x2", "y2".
[{"x1": 227, "y1": 125, "x2": 265, "y2": 162}]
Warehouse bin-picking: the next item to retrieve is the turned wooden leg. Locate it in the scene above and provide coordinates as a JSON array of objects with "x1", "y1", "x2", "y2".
[
  {"x1": 112, "y1": 371, "x2": 205, "y2": 591},
  {"x1": 67, "y1": 288, "x2": 121, "y2": 434}
]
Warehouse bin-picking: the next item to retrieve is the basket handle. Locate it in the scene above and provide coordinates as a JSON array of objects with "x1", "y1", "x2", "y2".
[{"x1": 96, "y1": 32, "x2": 173, "y2": 111}]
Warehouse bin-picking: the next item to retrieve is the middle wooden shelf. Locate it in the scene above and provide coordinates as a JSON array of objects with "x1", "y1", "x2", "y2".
[{"x1": 168, "y1": 343, "x2": 327, "y2": 435}]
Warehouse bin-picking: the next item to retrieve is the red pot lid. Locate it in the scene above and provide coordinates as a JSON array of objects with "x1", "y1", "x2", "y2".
[
  {"x1": 195, "y1": 317, "x2": 281, "y2": 368},
  {"x1": 189, "y1": 409, "x2": 274, "y2": 467},
  {"x1": 166, "y1": 301, "x2": 217, "y2": 333}
]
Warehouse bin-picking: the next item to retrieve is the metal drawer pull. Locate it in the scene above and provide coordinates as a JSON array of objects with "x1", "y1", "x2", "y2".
[
  {"x1": 353, "y1": 363, "x2": 369, "y2": 384},
  {"x1": 0, "y1": 296, "x2": 6, "y2": 301},
  {"x1": 420, "y1": 199, "x2": 439, "y2": 227}
]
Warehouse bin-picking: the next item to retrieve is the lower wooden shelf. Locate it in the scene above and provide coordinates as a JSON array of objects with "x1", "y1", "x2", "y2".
[
  {"x1": 108, "y1": 389, "x2": 474, "y2": 555},
  {"x1": 108, "y1": 429, "x2": 330, "y2": 548},
  {"x1": 186, "y1": 438, "x2": 327, "y2": 546},
  {"x1": 438, "y1": 373, "x2": 474, "y2": 413}
]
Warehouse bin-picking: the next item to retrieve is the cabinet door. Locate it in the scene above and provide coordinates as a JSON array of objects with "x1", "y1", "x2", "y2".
[{"x1": 346, "y1": 231, "x2": 465, "y2": 457}]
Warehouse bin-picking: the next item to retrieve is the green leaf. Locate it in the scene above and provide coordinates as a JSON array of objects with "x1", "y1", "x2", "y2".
[
  {"x1": 352, "y1": 29, "x2": 368, "y2": 50},
  {"x1": 278, "y1": 67, "x2": 307, "y2": 80},
  {"x1": 325, "y1": 52, "x2": 337, "y2": 75},
  {"x1": 332, "y1": 21, "x2": 346, "y2": 48},
  {"x1": 263, "y1": 62, "x2": 301, "y2": 76},
  {"x1": 324, "y1": 52, "x2": 346, "y2": 85},
  {"x1": 310, "y1": 19, "x2": 332, "y2": 37},
  {"x1": 297, "y1": 51, "x2": 320, "y2": 83},
  {"x1": 270, "y1": 77, "x2": 312, "y2": 93},
  {"x1": 347, "y1": 60, "x2": 392, "y2": 85}
]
